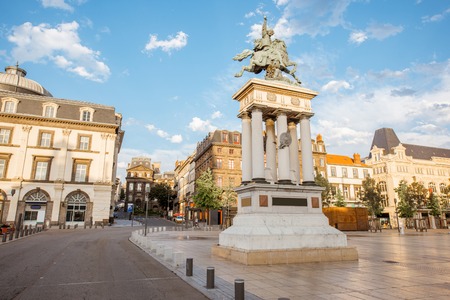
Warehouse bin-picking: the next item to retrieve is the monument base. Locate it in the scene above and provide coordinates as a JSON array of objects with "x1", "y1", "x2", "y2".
[
  {"x1": 212, "y1": 245, "x2": 358, "y2": 265},
  {"x1": 212, "y1": 183, "x2": 358, "y2": 264}
]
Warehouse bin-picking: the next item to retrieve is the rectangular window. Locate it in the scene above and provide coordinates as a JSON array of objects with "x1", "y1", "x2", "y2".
[
  {"x1": 342, "y1": 168, "x2": 348, "y2": 178},
  {"x1": 363, "y1": 169, "x2": 369, "y2": 178},
  {"x1": 229, "y1": 148, "x2": 234, "y2": 155},
  {"x1": 72, "y1": 159, "x2": 91, "y2": 182},
  {"x1": 233, "y1": 134, "x2": 240, "y2": 144},
  {"x1": 353, "y1": 168, "x2": 358, "y2": 178},
  {"x1": 0, "y1": 159, "x2": 6, "y2": 178},
  {"x1": 24, "y1": 211, "x2": 38, "y2": 221},
  {"x1": 320, "y1": 158, "x2": 324, "y2": 167},
  {"x1": 330, "y1": 167, "x2": 336, "y2": 177},
  {"x1": 137, "y1": 183, "x2": 142, "y2": 191},
  {"x1": 78, "y1": 135, "x2": 91, "y2": 150},
  {"x1": 129, "y1": 183, "x2": 134, "y2": 191},
  {"x1": 35, "y1": 162, "x2": 48, "y2": 180},
  {"x1": 44, "y1": 106, "x2": 55, "y2": 117},
  {"x1": 32, "y1": 156, "x2": 52, "y2": 181},
  {"x1": 217, "y1": 176, "x2": 223, "y2": 187},
  {"x1": 39, "y1": 131, "x2": 53, "y2": 147},
  {"x1": 0, "y1": 128, "x2": 11, "y2": 144},
  {"x1": 222, "y1": 132, "x2": 228, "y2": 143},
  {"x1": 228, "y1": 159, "x2": 234, "y2": 169},
  {"x1": 217, "y1": 148, "x2": 222, "y2": 154},
  {"x1": 4, "y1": 101, "x2": 15, "y2": 113},
  {"x1": 82, "y1": 110, "x2": 91, "y2": 122},
  {"x1": 216, "y1": 158, "x2": 223, "y2": 168}
]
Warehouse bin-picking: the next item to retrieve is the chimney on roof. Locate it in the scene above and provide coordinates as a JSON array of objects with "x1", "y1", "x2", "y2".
[{"x1": 353, "y1": 153, "x2": 361, "y2": 164}]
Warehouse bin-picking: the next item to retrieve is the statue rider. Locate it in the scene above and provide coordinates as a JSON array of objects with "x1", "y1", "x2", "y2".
[{"x1": 254, "y1": 16, "x2": 274, "y2": 52}]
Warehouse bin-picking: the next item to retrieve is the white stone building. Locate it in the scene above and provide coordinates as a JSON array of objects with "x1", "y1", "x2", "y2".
[
  {"x1": 365, "y1": 128, "x2": 450, "y2": 227},
  {"x1": 326, "y1": 153, "x2": 373, "y2": 207},
  {"x1": 0, "y1": 65, "x2": 124, "y2": 227}
]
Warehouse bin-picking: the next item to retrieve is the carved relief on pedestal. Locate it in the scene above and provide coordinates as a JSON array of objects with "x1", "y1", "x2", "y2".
[
  {"x1": 291, "y1": 97, "x2": 300, "y2": 106},
  {"x1": 267, "y1": 92, "x2": 276, "y2": 102}
]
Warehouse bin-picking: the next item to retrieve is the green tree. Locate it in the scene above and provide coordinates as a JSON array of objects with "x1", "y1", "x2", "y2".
[
  {"x1": 395, "y1": 180, "x2": 415, "y2": 218},
  {"x1": 148, "y1": 183, "x2": 172, "y2": 209},
  {"x1": 193, "y1": 169, "x2": 222, "y2": 225},
  {"x1": 408, "y1": 180, "x2": 428, "y2": 208},
  {"x1": 360, "y1": 175, "x2": 384, "y2": 217},
  {"x1": 314, "y1": 170, "x2": 332, "y2": 207},
  {"x1": 427, "y1": 192, "x2": 441, "y2": 217},
  {"x1": 334, "y1": 189, "x2": 346, "y2": 207}
]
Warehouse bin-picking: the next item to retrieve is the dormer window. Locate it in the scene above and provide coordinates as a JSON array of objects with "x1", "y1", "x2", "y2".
[
  {"x1": 80, "y1": 107, "x2": 95, "y2": 122},
  {"x1": 43, "y1": 102, "x2": 58, "y2": 118},
  {"x1": 1, "y1": 98, "x2": 19, "y2": 113}
]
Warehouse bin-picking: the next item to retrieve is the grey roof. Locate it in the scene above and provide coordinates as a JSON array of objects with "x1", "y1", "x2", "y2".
[
  {"x1": 370, "y1": 127, "x2": 450, "y2": 160},
  {"x1": 0, "y1": 65, "x2": 53, "y2": 97}
]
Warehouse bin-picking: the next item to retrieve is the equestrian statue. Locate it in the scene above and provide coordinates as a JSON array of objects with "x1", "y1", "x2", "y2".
[{"x1": 233, "y1": 16, "x2": 301, "y2": 85}]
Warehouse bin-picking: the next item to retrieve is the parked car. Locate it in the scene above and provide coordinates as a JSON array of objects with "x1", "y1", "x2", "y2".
[{"x1": 175, "y1": 216, "x2": 183, "y2": 224}]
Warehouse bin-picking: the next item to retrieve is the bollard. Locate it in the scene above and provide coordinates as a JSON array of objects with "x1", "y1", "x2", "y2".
[
  {"x1": 2, "y1": 233, "x2": 7, "y2": 242},
  {"x1": 235, "y1": 279, "x2": 245, "y2": 300},
  {"x1": 186, "y1": 258, "x2": 193, "y2": 276},
  {"x1": 206, "y1": 267, "x2": 215, "y2": 289},
  {"x1": 20, "y1": 229, "x2": 24, "y2": 237},
  {"x1": 59, "y1": 224, "x2": 62, "y2": 229},
  {"x1": 15, "y1": 229, "x2": 19, "y2": 239},
  {"x1": 9, "y1": 231, "x2": 14, "y2": 241}
]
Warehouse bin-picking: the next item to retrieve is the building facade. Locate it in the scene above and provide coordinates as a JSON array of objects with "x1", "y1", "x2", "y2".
[
  {"x1": 365, "y1": 128, "x2": 450, "y2": 227},
  {"x1": 0, "y1": 65, "x2": 123, "y2": 227},
  {"x1": 124, "y1": 157, "x2": 155, "y2": 212},
  {"x1": 326, "y1": 153, "x2": 373, "y2": 207}
]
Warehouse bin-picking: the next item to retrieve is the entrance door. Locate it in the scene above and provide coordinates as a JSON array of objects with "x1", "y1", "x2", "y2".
[{"x1": 65, "y1": 191, "x2": 88, "y2": 225}]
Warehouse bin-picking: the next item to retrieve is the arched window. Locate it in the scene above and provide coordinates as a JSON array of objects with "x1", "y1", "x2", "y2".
[
  {"x1": 65, "y1": 191, "x2": 88, "y2": 222},
  {"x1": 440, "y1": 183, "x2": 447, "y2": 194}
]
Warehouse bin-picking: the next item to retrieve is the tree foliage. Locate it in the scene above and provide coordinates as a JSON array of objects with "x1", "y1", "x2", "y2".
[
  {"x1": 148, "y1": 183, "x2": 174, "y2": 209},
  {"x1": 427, "y1": 192, "x2": 441, "y2": 217},
  {"x1": 193, "y1": 169, "x2": 222, "y2": 211},
  {"x1": 220, "y1": 184, "x2": 237, "y2": 208},
  {"x1": 314, "y1": 170, "x2": 332, "y2": 207},
  {"x1": 334, "y1": 189, "x2": 346, "y2": 207},
  {"x1": 360, "y1": 175, "x2": 384, "y2": 217},
  {"x1": 395, "y1": 180, "x2": 415, "y2": 218}
]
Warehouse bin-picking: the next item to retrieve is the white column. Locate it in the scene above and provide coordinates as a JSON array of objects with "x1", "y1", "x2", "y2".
[
  {"x1": 265, "y1": 118, "x2": 277, "y2": 182},
  {"x1": 276, "y1": 112, "x2": 291, "y2": 184},
  {"x1": 251, "y1": 108, "x2": 265, "y2": 182},
  {"x1": 300, "y1": 115, "x2": 315, "y2": 185},
  {"x1": 241, "y1": 113, "x2": 252, "y2": 184},
  {"x1": 288, "y1": 122, "x2": 300, "y2": 184}
]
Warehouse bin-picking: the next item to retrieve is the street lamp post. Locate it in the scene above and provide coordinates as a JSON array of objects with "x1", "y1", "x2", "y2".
[
  {"x1": 144, "y1": 194, "x2": 149, "y2": 236},
  {"x1": 394, "y1": 198, "x2": 400, "y2": 233}
]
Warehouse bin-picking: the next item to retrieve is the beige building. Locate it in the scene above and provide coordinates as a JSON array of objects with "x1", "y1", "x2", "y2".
[
  {"x1": 365, "y1": 128, "x2": 450, "y2": 227},
  {"x1": 326, "y1": 153, "x2": 373, "y2": 207},
  {"x1": 0, "y1": 65, "x2": 124, "y2": 227},
  {"x1": 124, "y1": 157, "x2": 155, "y2": 212}
]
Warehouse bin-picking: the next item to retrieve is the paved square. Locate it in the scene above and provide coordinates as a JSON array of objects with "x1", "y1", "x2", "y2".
[{"x1": 132, "y1": 228, "x2": 450, "y2": 300}]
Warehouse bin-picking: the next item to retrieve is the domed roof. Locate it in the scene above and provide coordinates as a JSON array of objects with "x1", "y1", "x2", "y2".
[{"x1": 0, "y1": 65, "x2": 53, "y2": 97}]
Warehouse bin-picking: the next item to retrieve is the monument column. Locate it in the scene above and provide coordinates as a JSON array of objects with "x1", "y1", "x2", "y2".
[
  {"x1": 241, "y1": 113, "x2": 252, "y2": 184},
  {"x1": 300, "y1": 115, "x2": 315, "y2": 185},
  {"x1": 265, "y1": 118, "x2": 277, "y2": 182},
  {"x1": 276, "y1": 112, "x2": 291, "y2": 184},
  {"x1": 288, "y1": 122, "x2": 300, "y2": 184},
  {"x1": 251, "y1": 108, "x2": 265, "y2": 182}
]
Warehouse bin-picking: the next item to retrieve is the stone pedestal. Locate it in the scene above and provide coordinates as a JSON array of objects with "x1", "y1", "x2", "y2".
[{"x1": 213, "y1": 79, "x2": 358, "y2": 265}]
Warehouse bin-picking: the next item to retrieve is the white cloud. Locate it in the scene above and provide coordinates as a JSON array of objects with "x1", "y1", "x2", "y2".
[
  {"x1": 170, "y1": 135, "x2": 183, "y2": 143},
  {"x1": 321, "y1": 80, "x2": 352, "y2": 93},
  {"x1": 145, "y1": 124, "x2": 155, "y2": 131},
  {"x1": 312, "y1": 59, "x2": 450, "y2": 157},
  {"x1": 349, "y1": 23, "x2": 403, "y2": 45},
  {"x1": 7, "y1": 21, "x2": 110, "y2": 82},
  {"x1": 41, "y1": 0, "x2": 74, "y2": 12},
  {"x1": 143, "y1": 31, "x2": 188, "y2": 54},
  {"x1": 211, "y1": 111, "x2": 223, "y2": 119},
  {"x1": 349, "y1": 31, "x2": 367, "y2": 44},
  {"x1": 157, "y1": 130, "x2": 169, "y2": 138},
  {"x1": 422, "y1": 8, "x2": 450, "y2": 23},
  {"x1": 188, "y1": 117, "x2": 217, "y2": 132}
]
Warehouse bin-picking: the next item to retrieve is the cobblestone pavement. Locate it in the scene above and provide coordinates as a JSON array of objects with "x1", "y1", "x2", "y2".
[{"x1": 131, "y1": 228, "x2": 450, "y2": 300}]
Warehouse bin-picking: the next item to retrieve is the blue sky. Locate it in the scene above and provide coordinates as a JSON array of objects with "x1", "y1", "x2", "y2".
[{"x1": 1, "y1": 0, "x2": 450, "y2": 181}]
